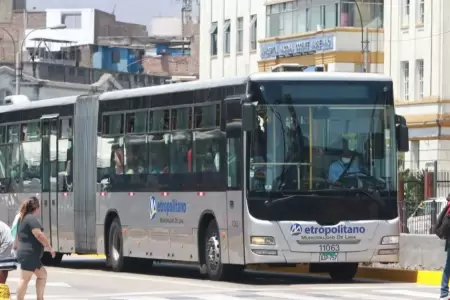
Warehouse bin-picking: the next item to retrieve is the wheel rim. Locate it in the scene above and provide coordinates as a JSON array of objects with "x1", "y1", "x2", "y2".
[
  {"x1": 112, "y1": 229, "x2": 121, "y2": 261},
  {"x1": 207, "y1": 233, "x2": 220, "y2": 271}
]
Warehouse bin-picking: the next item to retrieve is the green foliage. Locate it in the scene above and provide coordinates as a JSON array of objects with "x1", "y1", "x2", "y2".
[{"x1": 400, "y1": 169, "x2": 425, "y2": 216}]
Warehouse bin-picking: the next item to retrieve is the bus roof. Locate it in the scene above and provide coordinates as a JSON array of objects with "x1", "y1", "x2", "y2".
[
  {"x1": 99, "y1": 72, "x2": 392, "y2": 101},
  {"x1": 249, "y1": 72, "x2": 392, "y2": 82},
  {"x1": 0, "y1": 72, "x2": 393, "y2": 114},
  {"x1": 0, "y1": 95, "x2": 78, "y2": 114},
  {"x1": 99, "y1": 76, "x2": 249, "y2": 101}
]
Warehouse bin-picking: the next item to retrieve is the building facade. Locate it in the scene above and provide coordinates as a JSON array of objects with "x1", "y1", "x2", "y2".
[
  {"x1": 385, "y1": 0, "x2": 450, "y2": 171},
  {"x1": 259, "y1": 0, "x2": 383, "y2": 72},
  {"x1": 199, "y1": 0, "x2": 383, "y2": 79},
  {"x1": 143, "y1": 18, "x2": 199, "y2": 77},
  {"x1": 0, "y1": 0, "x2": 46, "y2": 62},
  {"x1": 92, "y1": 46, "x2": 144, "y2": 73},
  {"x1": 199, "y1": 0, "x2": 265, "y2": 79},
  {"x1": 22, "y1": 8, "x2": 148, "y2": 69}
]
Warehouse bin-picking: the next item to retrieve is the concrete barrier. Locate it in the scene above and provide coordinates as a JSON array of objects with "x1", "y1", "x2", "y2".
[{"x1": 399, "y1": 233, "x2": 446, "y2": 270}]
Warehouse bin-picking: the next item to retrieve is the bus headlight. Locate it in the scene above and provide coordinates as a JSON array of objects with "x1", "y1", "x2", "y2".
[
  {"x1": 381, "y1": 235, "x2": 399, "y2": 245},
  {"x1": 251, "y1": 236, "x2": 275, "y2": 245}
]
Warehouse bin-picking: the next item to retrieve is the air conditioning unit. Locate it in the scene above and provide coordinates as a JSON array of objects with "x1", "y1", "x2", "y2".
[{"x1": 270, "y1": 63, "x2": 308, "y2": 72}]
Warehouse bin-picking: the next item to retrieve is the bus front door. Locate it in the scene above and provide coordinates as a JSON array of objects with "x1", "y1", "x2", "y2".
[{"x1": 40, "y1": 114, "x2": 59, "y2": 251}]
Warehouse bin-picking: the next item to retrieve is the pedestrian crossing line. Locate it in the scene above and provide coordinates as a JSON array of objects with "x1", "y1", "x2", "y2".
[
  {"x1": 7, "y1": 277, "x2": 71, "y2": 287},
  {"x1": 255, "y1": 291, "x2": 339, "y2": 300},
  {"x1": 191, "y1": 294, "x2": 242, "y2": 300},
  {"x1": 315, "y1": 291, "x2": 410, "y2": 300},
  {"x1": 112, "y1": 297, "x2": 172, "y2": 300},
  {"x1": 376, "y1": 289, "x2": 438, "y2": 298}
]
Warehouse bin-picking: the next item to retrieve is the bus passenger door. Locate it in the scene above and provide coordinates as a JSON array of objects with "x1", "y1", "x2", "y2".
[
  {"x1": 40, "y1": 114, "x2": 59, "y2": 250},
  {"x1": 225, "y1": 101, "x2": 245, "y2": 265}
]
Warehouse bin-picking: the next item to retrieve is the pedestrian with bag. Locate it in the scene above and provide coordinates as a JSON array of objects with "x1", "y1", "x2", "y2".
[
  {"x1": 436, "y1": 194, "x2": 450, "y2": 299},
  {"x1": 14, "y1": 196, "x2": 55, "y2": 300}
]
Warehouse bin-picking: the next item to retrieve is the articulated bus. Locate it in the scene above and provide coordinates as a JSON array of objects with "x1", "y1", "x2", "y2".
[{"x1": 0, "y1": 72, "x2": 409, "y2": 281}]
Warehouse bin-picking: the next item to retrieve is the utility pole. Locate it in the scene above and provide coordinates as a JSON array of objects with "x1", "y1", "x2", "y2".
[
  {"x1": 363, "y1": 27, "x2": 370, "y2": 72},
  {"x1": 180, "y1": 0, "x2": 192, "y2": 56},
  {"x1": 353, "y1": 0, "x2": 370, "y2": 72}
]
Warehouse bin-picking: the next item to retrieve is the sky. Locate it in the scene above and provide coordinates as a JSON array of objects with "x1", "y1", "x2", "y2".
[{"x1": 26, "y1": 0, "x2": 192, "y2": 30}]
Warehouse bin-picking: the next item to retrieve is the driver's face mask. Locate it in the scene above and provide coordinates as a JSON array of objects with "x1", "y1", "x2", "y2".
[{"x1": 341, "y1": 157, "x2": 351, "y2": 164}]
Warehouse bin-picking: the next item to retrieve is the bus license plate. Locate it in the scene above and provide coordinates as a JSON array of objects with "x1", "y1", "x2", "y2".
[{"x1": 319, "y1": 252, "x2": 338, "y2": 262}]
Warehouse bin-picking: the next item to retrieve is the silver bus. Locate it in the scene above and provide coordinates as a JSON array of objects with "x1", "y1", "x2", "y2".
[{"x1": 0, "y1": 72, "x2": 409, "y2": 281}]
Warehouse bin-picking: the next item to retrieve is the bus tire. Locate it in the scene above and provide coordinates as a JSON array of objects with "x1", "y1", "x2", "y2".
[
  {"x1": 329, "y1": 263, "x2": 358, "y2": 282},
  {"x1": 204, "y1": 220, "x2": 234, "y2": 281},
  {"x1": 108, "y1": 217, "x2": 126, "y2": 272}
]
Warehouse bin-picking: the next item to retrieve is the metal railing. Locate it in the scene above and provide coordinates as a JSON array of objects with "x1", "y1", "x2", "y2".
[{"x1": 400, "y1": 162, "x2": 450, "y2": 234}]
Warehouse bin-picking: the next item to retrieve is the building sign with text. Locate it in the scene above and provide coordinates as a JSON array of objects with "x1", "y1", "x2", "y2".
[{"x1": 260, "y1": 35, "x2": 334, "y2": 59}]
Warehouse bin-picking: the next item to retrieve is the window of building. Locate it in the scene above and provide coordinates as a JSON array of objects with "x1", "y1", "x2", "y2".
[
  {"x1": 236, "y1": 17, "x2": 243, "y2": 53},
  {"x1": 61, "y1": 13, "x2": 82, "y2": 29},
  {"x1": 401, "y1": 61, "x2": 410, "y2": 101},
  {"x1": 223, "y1": 19, "x2": 231, "y2": 54},
  {"x1": 250, "y1": 15, "x2": 257, "y2": 51},
  {"x1": 319, "y1": 5, "x2": 326, "y2": 29},
  {"x1": 416, "y1": 59, "x2": 424, "y2": 100},
  {"x1": 326, "y1": 3, "x2": 338, "y2": 28},
  {"x1": 402, "y1": 0, "x2": 410, "y2": 26},
  {"x1": 418, "y1": 0, "x2": 424, "y2": 24},
  {"x1": 410, "y1": 140, "x2": 419, "y2": 170},
  {"x1": 210, "y1": 22, "x2": 218, "y2": 56},
  {"x1": 111, "y1": 50, "x2": 120, "y2": 63},
  {"x1": 305, "y1": 8, "x2": 311, "y2": 31}
]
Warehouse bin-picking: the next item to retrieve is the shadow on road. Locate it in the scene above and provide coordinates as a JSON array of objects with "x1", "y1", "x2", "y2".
[{"x1": 55, "y1": 257, "x2": 390, "y2": 286}]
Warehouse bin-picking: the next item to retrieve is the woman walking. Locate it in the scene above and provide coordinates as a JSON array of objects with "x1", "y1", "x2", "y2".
[{"x1": 13, "y1": 197, "x2": 55, "y2": 300}]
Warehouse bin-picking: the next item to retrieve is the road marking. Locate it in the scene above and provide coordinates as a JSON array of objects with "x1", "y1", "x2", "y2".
[
  {"x1": 377, "y1": 289, "x2": 437, "y2": 298},
  {"x1": 51, "y1": 269, "x2": 222, "y2": 289},
  {"x1": 7, "y1": 278, "x2": 71, "y2": 287},
  {"x1": 255, "y1": 291, "x2": 338, "y2": 299},
  {"x1": 322, "y1": 291, "x2": 410, "y2": 300},
  {"x1": 193, "y1": 294, "x2": 242, "y2": 300}
]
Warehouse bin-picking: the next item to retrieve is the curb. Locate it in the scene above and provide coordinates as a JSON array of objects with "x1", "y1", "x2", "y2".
[
  {"x1": 70, "y1": 254, "x2": 106, "y2": 258},
  {"x1": 248, "y1": 264, "x2": 443, "y2": 285},
  {"x1": 66, "y1": 255, "x2": 443, "y2": 285}
]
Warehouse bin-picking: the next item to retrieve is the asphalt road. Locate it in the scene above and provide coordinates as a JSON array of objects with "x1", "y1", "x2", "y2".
[{"x1": 5, "y1": 256, "x2": 439, "y2": 299}]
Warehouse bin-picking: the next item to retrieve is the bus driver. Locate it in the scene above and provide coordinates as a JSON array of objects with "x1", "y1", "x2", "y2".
[{"x1": 328, "y1": 138, "x2": 361, "y2": 184}]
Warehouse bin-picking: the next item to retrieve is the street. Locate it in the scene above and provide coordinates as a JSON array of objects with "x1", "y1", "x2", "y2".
[{"x1": 4, "y1": 256, "x2": 438, "y2": 299}]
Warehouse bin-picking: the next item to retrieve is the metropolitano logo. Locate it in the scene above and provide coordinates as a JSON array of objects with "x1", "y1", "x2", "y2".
[
  {"x1": 290, "y1": 223, "x2": 302, "y2": 236},
  {"x1": 149, "y1": 196, "x2": 157, "y2": 220}
]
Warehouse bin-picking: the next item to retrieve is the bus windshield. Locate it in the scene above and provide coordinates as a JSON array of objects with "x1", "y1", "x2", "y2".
[{"x1": 247, "y1": 79, "x2": 397, "y2": 196}]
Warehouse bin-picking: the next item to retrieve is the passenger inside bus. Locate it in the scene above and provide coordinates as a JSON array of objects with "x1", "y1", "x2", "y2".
[
  {"x1": 113, "y1": 149, "x2": 125, "y2": 175},
  {"x1": 126, "y1": 146, "x2": 146, "y2": 174}
]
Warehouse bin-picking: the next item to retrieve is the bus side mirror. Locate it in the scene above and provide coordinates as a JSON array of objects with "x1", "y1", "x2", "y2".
[
  {"x1": 395, "y1": 114, "x2": 409, "y2": 152},
  {"x1": 242, "y1": 104, "x2": 256, "y2": 131}
]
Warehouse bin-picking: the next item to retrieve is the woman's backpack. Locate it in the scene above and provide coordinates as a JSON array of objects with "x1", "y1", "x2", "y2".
[{"x1": 435, "y1": 204, "x2": 450, "y2": 239}]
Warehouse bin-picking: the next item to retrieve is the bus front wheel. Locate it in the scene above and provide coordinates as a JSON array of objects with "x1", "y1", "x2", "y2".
[
  {"x1": 108, "y1": 217, "x2": 126, "y2": 272},
  {"x1": 329, "y1": 263, "x2": 358, "y2": 282},
  {"x1": 204, "y1": 220, "x2": 236, "y2": 281}
]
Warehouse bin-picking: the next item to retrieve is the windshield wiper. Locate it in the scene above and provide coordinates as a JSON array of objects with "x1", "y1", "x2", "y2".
[
  {"x1": 264, "y1": 190, "x2": 320, "y2": 207},
  {"x1": 263, "y1": 188, "x2": 385, "y2": 207}
]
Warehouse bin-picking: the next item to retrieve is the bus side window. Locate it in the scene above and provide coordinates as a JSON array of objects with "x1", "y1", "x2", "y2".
[
  {"x1": 58, "y1": 118, "x2": 73, "y2": 192},
  {"x1": 227, "y1": 136, "x2": 241, "y2": 189}
]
